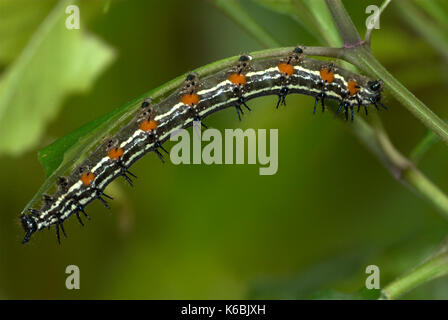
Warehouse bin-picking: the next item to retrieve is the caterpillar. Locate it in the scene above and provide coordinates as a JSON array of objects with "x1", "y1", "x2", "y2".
[{"x1": 20, "y1": 46, "x2": 386, "y2": 244}]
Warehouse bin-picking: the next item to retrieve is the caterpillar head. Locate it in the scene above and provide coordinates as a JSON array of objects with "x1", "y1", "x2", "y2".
[
  {"x1": 368, "y1": 80, "x2": 383, "y2": 92},
  {"x1": 21, "y1": 213, "x2": 38, "y2": 244},
  {"x1": 365, "y1": 79, "x2": 384, "y2": 104}
]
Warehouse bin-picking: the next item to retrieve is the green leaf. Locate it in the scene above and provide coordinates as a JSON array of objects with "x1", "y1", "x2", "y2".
[
  {"x1": 0, "y1": 0, "x2": 116, "y2": 156},
  {"x1": 395, "y1": 0, "x2": 448, "y2": 61},
  {"x1": 413, "y1": 0, "x2": 448, "y2": 33},
  {"x1": 299, "y1": 0, "x2": 342, "y2": 47},
  {"x1": 251, "y1": 0, "x2": 341, "y2": 46},
  {"x1": 0, "y1": 0, "x2": 56, "y2": 64},
  {"x1": 251, "y1": 0, "x2": 322, "y2": 41},
  {"x1": 211, "y1": 0, "x2": 279, "y2": 48},
  {"x1": 38, "y1": 101, "x2": 136, "y2": 178}
]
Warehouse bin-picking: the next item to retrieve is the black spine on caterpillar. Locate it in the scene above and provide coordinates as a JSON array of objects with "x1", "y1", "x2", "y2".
[
  {"x1": 276, "y1": 46, "x2": 305, "y2": 108},
  {"x1": 227, "y1": 54, "x2": 253, "y2": 121},
  {"x1": 137, "y1": 98, "x2": 169, "y2": 162},
  {"x1": 179, "y1": 73, "x2": 207, "y2": 127}
]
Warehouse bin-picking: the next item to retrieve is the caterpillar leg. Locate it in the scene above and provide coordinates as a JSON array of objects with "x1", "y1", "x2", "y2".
[
  {"x1": 335, "y1": 102, "x2": 351, "y2": 121},
  {"x1": 194, "y1": 116, "x2": 208, "y2": 129},
  {"x1": 154, "y1": 141, "x2": 169, "y2": 163},
  {"x1": 74, "y1": 203, "x2": 89, "y2": 226},
  {"x1": 335, "y1": 102, "x2": 343, "y2": 118},
  {"x1": 192, "y1": 110, "x2": 208, "y2": 129},
  {"x1": 94, "y1": 188, "x2": 113, "y2": 209},
  {"x1": 356, "y1": 98, "x2": 366, "y2": 115},
  {"x1": 276, "y1": 87, "x2": 288, "y2": 109},
  {"x1": 55, "y1": 220, "x2": 67, "y2": 244},
  {"x1": 75, "y1": 212, "x2": 84, "y2": 226},
  {"x1": 117, "y1": 159, "x2": 137, "y2": 187},
  {"x1": 344, "y1": 105, "x2": 349, "y2": 121},
  {"x1": 370, "y1": 97, "x2": 387, "y2": 111},
  {"x1": 313, "y1": 92, "x2": 326, "y2": 114},
  {"x1": 235, "y1": 97, "x2": 251, "y2": 121}
]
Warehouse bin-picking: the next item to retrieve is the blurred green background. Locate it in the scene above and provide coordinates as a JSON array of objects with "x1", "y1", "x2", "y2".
[{"x1": 1, "y1": 0, "x2": 448, "y2": 299}]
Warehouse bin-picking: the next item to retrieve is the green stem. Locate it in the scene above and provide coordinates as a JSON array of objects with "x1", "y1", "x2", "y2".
[
  {"x1": 211, "y1": 0, "x2": 448, "y2": 219},
  {"x1": 325, "y1": 0, "x2": 448, "y2": 145},
  {"x1": 149, "y1": 46, "x2": 342, "y2": 102},
  {"x1": 410, "y1": 130, "x2": 439, "y2": 164},
  {"x1": 343, "y1": 46, "x2": 448, "y2": 145},
  {"x1": 213, "y1": 0, "x2": 448, "y2": 298},
  {"x1": 324, "y1": 0, "x2": 448, "y2": 298},
  {"x1": 324, "y1": 0, "x2": 362, "y2": 46},
  {"x1": 364, "y1": 0, "x2": 392, "y2": 44},
  {"x1": 403, "y1": 169, "x2": 448, "y2": 216},
  {"x1": 351, "y1": 115, "x2": 448, "y2": 217},
  {"x1": 211, "y1": 0, "x2": 448, "y2": 298},
  {"x1": 382, "y1": 238, "x2": 448, "y2": 299}
]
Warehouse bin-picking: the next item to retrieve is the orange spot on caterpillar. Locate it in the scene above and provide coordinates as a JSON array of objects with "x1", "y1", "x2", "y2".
[
  {"x1": 347, "y1": 80, "x2": 359, "y2": 96},
  {"x1": 320, "y1": 68, "x2": 334, "y2": 83},
  {"x1": 108, "y1": 147, "x2": 124, "y2": 160},
  {"x1": 277, "y1": 63, "x2": 294, "y2": 76},
  {"x1": 228, "y1": 73, "x2": 246, "y2": 85},
  {"x1": 80, "y1": 172, "x2": 95, "y2": 186},
  {"x1": 139, "y1": 119, "x2": 158, "y2": 132},
  {"x1": 180, "y1": 93, "x2": 200, "y2": 106}
]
